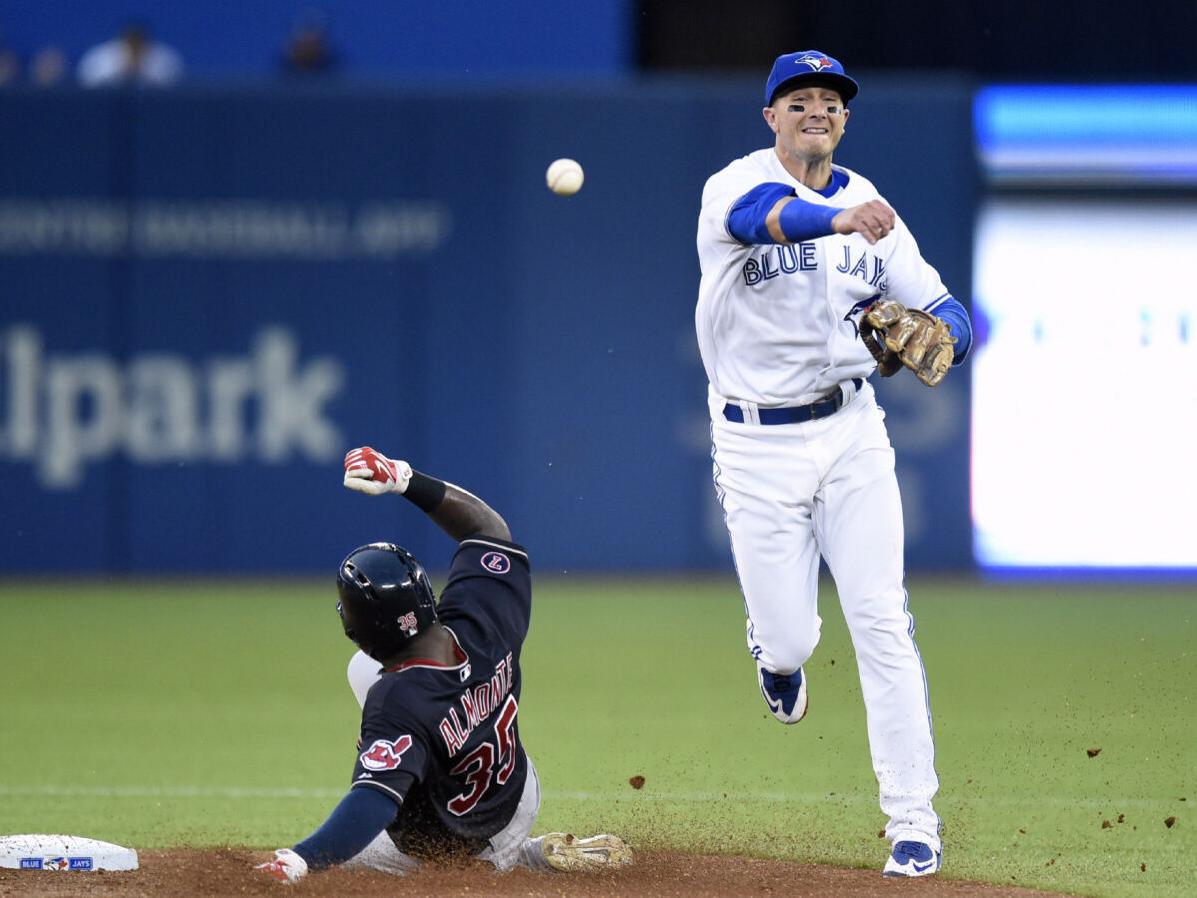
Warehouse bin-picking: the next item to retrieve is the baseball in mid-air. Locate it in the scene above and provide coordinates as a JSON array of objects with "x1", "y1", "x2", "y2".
[{"x1": 546, "y1": 158, "x2": 584, "y2": 196}]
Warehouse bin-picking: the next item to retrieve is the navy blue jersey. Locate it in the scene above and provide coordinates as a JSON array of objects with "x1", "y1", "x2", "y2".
[{"x1": 350, "y1": 536, "x2": 532, "y2": 859}]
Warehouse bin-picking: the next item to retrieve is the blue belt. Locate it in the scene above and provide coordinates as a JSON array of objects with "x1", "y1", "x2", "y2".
[{"x1": 723, "y1": 378, "x2": 863, "y2": 425}]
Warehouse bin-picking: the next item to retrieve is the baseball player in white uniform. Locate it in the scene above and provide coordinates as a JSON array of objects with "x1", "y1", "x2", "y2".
[{"x1": 696, "y1": 51, "x2": 973, "y2": 878}]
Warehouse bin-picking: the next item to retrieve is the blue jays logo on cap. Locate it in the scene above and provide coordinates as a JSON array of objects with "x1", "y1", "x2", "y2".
[
  {"x1": 765, "y1": 50, "x2": 860, "y2": 106},
  {"x1": 795, "y1": 53, "x2": 834, "y2": 72}
]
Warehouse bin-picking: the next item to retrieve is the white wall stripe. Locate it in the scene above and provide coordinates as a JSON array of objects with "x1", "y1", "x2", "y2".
[{"x1": 0, "y1": 785, "x2": 345, "y2": 799}]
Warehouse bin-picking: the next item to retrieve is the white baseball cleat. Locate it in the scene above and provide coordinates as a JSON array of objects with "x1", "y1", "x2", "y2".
[
  {"x1": 882, "y1": 840, "x2": 941, "y2": 877},
  {"x1": 757, "y1": 662, "x2": 808, "y2": 723},
  {"x1": 541, "y1": 833, "x2": 633, "y2": 872}
]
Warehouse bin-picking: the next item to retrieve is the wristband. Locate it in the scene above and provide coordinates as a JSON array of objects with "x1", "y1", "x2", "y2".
[
  {"x1": 404, "y1": 470, "x2": 446, "y2": 513},
  {"x1": 928, "y1": 296, "x2": 973, "y2": 363},
  {"x1": 777, "y1": 199, "x2": 841, "y2": 243}
]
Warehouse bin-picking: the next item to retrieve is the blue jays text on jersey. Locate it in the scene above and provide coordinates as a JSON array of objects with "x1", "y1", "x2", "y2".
[
  {"x1": 741, "y1": 242, "x2": 818, "y2": 284},
  {"x1": 742, "y1": 243, "x2": 886, "y2": 290}
]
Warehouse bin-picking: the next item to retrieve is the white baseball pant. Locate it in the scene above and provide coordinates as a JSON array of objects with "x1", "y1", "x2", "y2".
[{"x1": 709, "y1": 380, "x2": 941, "y2": 850}]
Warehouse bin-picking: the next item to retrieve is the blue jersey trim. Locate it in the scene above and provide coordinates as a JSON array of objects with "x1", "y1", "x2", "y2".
[
  {"x1": 725, "y1": 183, "x2": 795, "y2": 244},
  {"x1": 813, "y1": 168, "x2": 850, "y2": 198},
  {"x1": 726, "y1": 182, "x2": 841, "y2": 245},
  {"x1": 927, "y1": 296, "x2": 972, "y2": 364},
  {"x1": 924, "y1": 292, "x2": 951, "y2": 312}
]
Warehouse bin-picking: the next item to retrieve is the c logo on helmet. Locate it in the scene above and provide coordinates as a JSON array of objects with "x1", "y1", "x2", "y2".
[
  {"x1": 480, "y1": 551, "x2": 511, "y2": 574},
  {"x1": 359, "y1": 735, "x2": 414, "y2": 771}
]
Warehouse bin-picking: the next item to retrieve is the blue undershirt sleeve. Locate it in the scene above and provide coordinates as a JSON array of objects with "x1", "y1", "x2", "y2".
[
  {"x1": 926, "y1": 296, "x2": 973, "y2": 364},
  {"x1": 726, "y1": 183, "x2": 842, "y2": 245},
  {"x1": 292, "y1": 787, "x2": 401, "y2": 870}
]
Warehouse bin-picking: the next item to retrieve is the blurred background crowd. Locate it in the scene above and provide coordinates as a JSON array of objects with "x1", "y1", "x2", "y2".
[
  {"x1": 0, "y1": 9, "x2": 337, "y2": 88},
  {"x1": 0, "y1": 0, "x2": 1191, "y2": 89}
]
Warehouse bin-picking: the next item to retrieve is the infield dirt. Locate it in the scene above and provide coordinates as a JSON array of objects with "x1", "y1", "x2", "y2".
[{"x1": 0, "y1": 849, "x2": 1079, "y2": 897}]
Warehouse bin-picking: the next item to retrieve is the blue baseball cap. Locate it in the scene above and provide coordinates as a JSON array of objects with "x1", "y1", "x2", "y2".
[{"x1": 765, "y1": 50, "x2": 859, "y2": 106}]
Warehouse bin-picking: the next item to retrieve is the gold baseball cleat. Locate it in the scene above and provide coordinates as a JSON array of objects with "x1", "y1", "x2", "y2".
[{"x1": 541, "y1": 833, "x2": 633, "y2": 872}]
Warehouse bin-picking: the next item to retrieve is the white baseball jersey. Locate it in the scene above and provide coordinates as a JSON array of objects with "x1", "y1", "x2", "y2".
[
  {"x1": 698, "y1": 145, "x2": 946, "y2": 855},
  {"x1": 696, "y1": 148, "x2": 951, "y2": 406}
]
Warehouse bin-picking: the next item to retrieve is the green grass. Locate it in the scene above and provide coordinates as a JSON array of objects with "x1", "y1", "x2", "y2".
[{"x1": 1, "y1": 576, "x2": 1194, "y2": 897}]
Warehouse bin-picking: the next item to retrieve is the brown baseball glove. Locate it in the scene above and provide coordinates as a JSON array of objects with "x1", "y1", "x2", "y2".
[{"x1": 860, "y1": 300, "x2": 956, "y2": 387}]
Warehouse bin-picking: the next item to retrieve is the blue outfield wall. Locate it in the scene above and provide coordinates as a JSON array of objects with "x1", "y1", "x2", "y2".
[{"x1": 0, "y1": 78, "x2": 977, "y2": 574}]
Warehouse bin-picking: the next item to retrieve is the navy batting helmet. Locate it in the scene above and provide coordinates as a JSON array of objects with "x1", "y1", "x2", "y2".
[{"x1": 336, "y1": 542, "x2": 437, "y2": 661}]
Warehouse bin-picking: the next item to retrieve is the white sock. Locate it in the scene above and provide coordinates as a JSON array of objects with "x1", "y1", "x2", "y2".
[{"x1": 518, "y1": 836, "x2": 552, "y2": 871}]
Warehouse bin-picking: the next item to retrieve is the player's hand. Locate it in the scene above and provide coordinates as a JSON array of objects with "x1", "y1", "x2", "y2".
[
  {"x1": 255, "y1": 848, "x2": 309, "y2": 884},
  {"x1": 831, "y1": 200, "x2": 895, "y2": 245},
  {"x1": 863, "y1": 300, "x2": 956, "y2": 387},
  {"x1": 864, "y1": 299, "x2": 906, "y2": 332},
  {"x1": 343, "y1": 446, "x2": 412, "y2": 496}
]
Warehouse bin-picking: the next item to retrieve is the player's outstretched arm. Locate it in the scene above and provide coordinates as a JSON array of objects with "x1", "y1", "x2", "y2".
[
  {"x1": 343, "y1": 446, "x2": 511, "y2": 542},
  {"x1": 727, "y1": 183, "x2": 841, "y2": 246},
  {"x1": 255, "y1": 787, "x2": 400, "y2": 882},
  {"x1": 724, "y1": 184, "x2": 893, "y2": 247},
  {"x1": 829, "y1": 199, "x2": 895, "y2": 245}
]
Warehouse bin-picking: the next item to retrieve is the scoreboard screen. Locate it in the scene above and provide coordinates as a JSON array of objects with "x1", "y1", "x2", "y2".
[{"x1": 971, "y1": 198, "x2": 1197, "y2": 570}]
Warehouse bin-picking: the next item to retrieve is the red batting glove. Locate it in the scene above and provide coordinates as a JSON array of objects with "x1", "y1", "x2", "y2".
[
  {"x1": 343, "y1": 446, "x2": 412, "y2": 496},
  {"x1": 255, "y1": 848, "x2": 308, "y2": 884}
]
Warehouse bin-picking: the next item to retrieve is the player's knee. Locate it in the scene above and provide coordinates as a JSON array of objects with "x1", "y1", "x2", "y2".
[
  {"x1": 850, "y1": 596, "x2": 911, "y2": 635},
  {"x1": 346, "y1": 650, "x2": 381, "y2": 709},
  {"x1": 755, "y1": 632, "x2": 819, "y2": 674}
]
